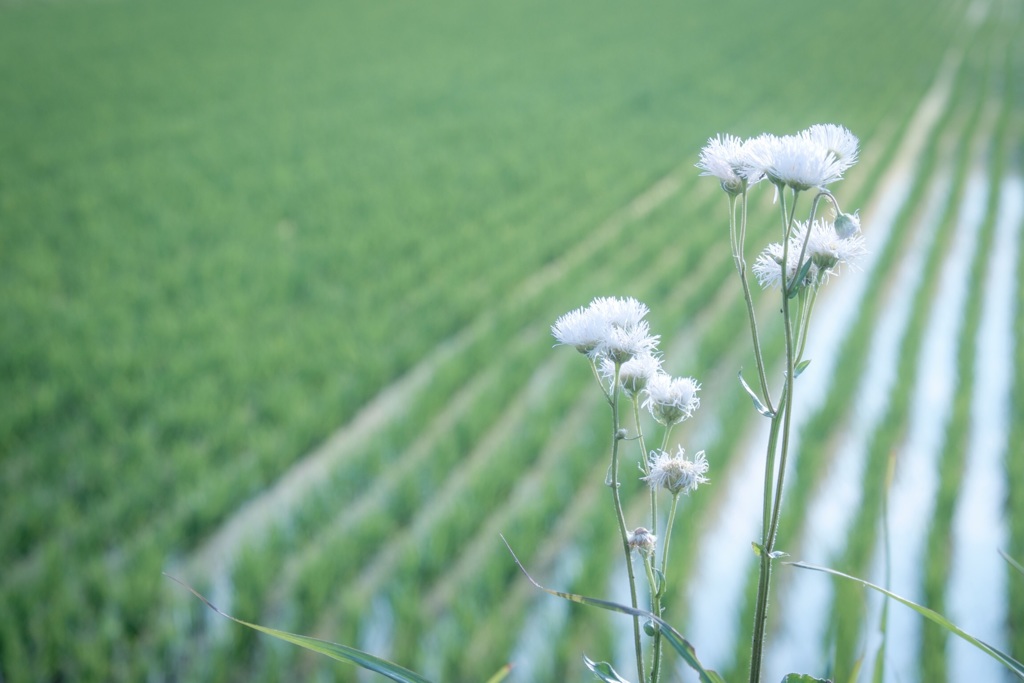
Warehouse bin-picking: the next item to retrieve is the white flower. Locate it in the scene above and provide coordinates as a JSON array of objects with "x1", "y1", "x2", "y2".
[
  {"x1": 643, "y1": 446, "x2": 709, "y2": 495},
  {"x1": 604, "y1": 321, "x2": 659, "y2": 364},
  {"x1": 753, "y1": 219, "x2": 866, "y2": 290},
  {"x1": 551, "y1": 306, "x2": 608, "y2": 356},
  {"x1": 552, "y1": 296, "x2": 658, "y2": 363},
  {"x1": 742, "y1": 131, "x2": 848, "y2": 191},
  {"x1": 612, "y1": 353, "x2": 663, "y2": 398},
  {"x1": 642, "y1": 373, "x2": 700, "y2": 426},
  {"x1": 802, "y1": 124, "x2": 859, "y2": 168},
  {"x1": 796, "y1": 219, "x2": 866, "y2": 281},
  {"x1": 588, "y1": 296, "x2": 650, "y2": 330},
  {"x1": 751, "y1": 241, "x2": 814, "y2": 289},
  {"x1": 697, "y1": 134, "x2": 754, "y2": 194}
]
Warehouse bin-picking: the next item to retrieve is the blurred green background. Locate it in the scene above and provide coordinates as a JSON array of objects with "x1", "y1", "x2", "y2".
[{"x1": 3, "y1": 0, "x2": 1013, "y2": 680}]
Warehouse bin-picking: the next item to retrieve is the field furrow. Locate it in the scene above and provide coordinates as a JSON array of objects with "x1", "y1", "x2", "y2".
[{"x1": 5, "y1": 0, "x2": 1021, "y2": 680}]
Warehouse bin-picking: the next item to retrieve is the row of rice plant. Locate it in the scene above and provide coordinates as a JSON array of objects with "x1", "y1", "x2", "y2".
[
  {"x1": 0, "y1": 0, "x2": 978, "y2": 679},
  {"x1": 749, "y1": 9, "x2": 1024, "y2": 680}
]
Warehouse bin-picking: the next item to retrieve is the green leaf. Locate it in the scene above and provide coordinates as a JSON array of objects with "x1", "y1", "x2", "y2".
[
  {"x1": 794, "y1": 359, "x2": 811, "y2": 377},
  {"x1": 1000, "y1": 549, "x2": 1024, "y2": 579},
  {"x1": 751, "y1": 543, "x2": 787, "y2": 560},
  {"x1": 165, "y1": 575, "x2": 435, "y2": 683},
  {"x1": 503, "y1": 538, "x2": 726, "y2": 683},
  {"x1": 654, "y1": 568, "x2": 667, "y2": 598},
  {"x1": 787, "y1": 260, "x2": 814, "y2": 298},
  {"x1": 786, "y1": 562, "x2": 1024, "y2": 679},
  {"x1": 483, "y1": 664, "x2": 513, "y2": 683},
  {"x1": 739, "y1": 371, "x2": 775, "y2": 417},
  {"x1": 845, "y1": 655, "x2": 863, "y2": 683},
  {"x1": 781, "y1": 675, "x2": 830, "y2": 683},
  {"x1": 583, "y1": 656, "x2": 630, "y2": 682}
]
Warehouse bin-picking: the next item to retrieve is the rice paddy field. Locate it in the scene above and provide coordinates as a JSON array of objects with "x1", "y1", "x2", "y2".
[{"x1": 1, "y1": 0, "x2": 1022, "y2": 680}]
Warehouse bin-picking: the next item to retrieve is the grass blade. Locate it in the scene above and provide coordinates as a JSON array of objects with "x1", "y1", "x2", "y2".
[
  {"x1": 1000, "y1": 549, "x2": 1024, "y2": 579},
  {"x1": 165, "y1": 574, "x2": 435, "y2": 683},
  {"x1": 503, "y1": 537, "x2": 725, "y2": 683},
  {"x1": 483, "y1": 663, "x2": 513, "y2": 683},
  {"x1": 584, "y1": 655, "x2": 631, "y2": 682},
  {"x1": 739, "y1": 370, "x2": 775, "y2": 417},
  {"x1": 787, "y1": 562, "x2": 1024, "y2": 679}
]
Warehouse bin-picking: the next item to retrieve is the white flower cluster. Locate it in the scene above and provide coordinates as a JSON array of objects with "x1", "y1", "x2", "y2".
[
  {"x1": 752, "y1": 217, "x2": 866, "y2": 289},
  {"x1": 697, "y1": 123, "x2": 859, "y2": 192},
  {"x1": 553, "y1": 297, "x2": 702, "y2": 426},
  {"x1": 551, "y1": 296, "x2": 658, "y2": 364},
  {"x1": 642, "y1": 446, "x2": 709, "y2": 496}
]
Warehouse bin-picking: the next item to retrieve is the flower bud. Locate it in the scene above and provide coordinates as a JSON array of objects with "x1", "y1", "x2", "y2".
[
  {"x1": 720, "y1": 177, "x2": 746, "y2": 196},
  {"x1": 835, "y1": 211, "x2": 860, "y2": 239},
  {"x1": 627, "y1": 527, "x2": 657, "y2": 558}
]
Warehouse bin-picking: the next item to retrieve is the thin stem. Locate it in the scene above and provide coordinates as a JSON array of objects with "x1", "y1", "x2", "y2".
[
  {"x1": 728, "y1": 194, "x2": 740, "y2": 262},
  {"x1": 749, "y1": 185, "x2": 801, "y2": 683},
  {"x1": 758, "y1": 388, "x2": 786, "y2": 542},
  {"x1": 591, "y1": 358, "x2": 612, "y2": 404},
  {"x1": 768, "y1": 306, "x2": 797, "y2": 549},
  {"x1": 781, "y1": 186, "x2": 800, "y2": 239},
  {"x1": 795, "y1": 285, "x2": 819, "y2": 363},
  {"x1": 733, "y1": 191, "x2": 774, "y2": 413},
  {"x1": 659, "y1": 494, "x2": 681, "y2": 589},
  {"x1": 768, "y1": 186, "x2": 801, "y2": 547},
  {"x1": 650, "y1": 427, "x2": 672, "y2": 537},
  {"x1": 750, "y1": 551, "x2": 773, "y2": 683},
  {"x1": 750, "y1": 382, "x2": 786, "y2": 683},
  {"x1": 633, "y1": 400, "x2": 650, "y2": 473},
  {"x1": 609, "y1": 365, "x2": 645, "y2": 683},
  {"x1": 641, "y1": 554, "x2": 661, "y2": 683},
  {"x1": 633, "y1": 400, "x2": 658, "y2": 543},
  {"x1": 816, "y1": 189, "x2": 841, "y2": 216}
]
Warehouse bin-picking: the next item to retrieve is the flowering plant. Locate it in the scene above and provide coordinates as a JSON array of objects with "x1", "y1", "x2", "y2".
[
  {"x1": 532, "y1": 124, "x2": 868, "y2": 682},
  {"x1": 694, "y1": 125, "x2": 865, "y2": 683},
  {"x1": 171, "y1": 124, "x2": 1024, "y2": 683},
  {"x1": 551, "y1": 295, "x2": 708, "y2": 682}
]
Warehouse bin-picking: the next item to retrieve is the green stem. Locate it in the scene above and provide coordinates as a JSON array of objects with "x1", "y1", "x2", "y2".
[
  {"x1": 768, "y1": 187, "x2": 801, "y2": 547},
  {"x1": 795, "y1": 285, "x2": 819, "y2": 363},
  {"x1": 650, "y1": 427, "x2": 672, "y2": 537},
  {"x1": 634, "y1": 400, "x2": 650, "y2": 474},
  {"x1": 650, "y1": 492, "x2": 681, "y2": 683},
  {"x1": 633, "y1": 400, "x2": 659, "y2": 548},
  {"x1": 759, "y1": 389, "x2": 786, "y2": 544},
  {"x1": 749, "y1": 186, "x2": 801, "y2": 683},
  {"x1": 789, "y1": 192, "x2": 825, "y2": 295},
  {"x1": 732, "y1": 191, "x2": 774, "y2": 413},
  {"x1": 750, "y1": 550, "x2": 773, "y2": 683},
  {"x1": 610, "y1": 365, "x2": 645, "y2": 683},
  {"x1": 644, "y1": 551, "x2": 662, "y2": 683},
  {"x1": 768, "y1": 299, "x2": 796, "y2": 550},
  {"x1": 659, "y1": 493, "x2": 681, "y2": 589}
]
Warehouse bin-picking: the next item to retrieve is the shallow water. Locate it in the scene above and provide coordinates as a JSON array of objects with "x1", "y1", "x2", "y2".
[
  {"x1": 878, "y1": 168, "x2": 988, "y2": 683},
  {"x1": 765, "y1": 164, "x2": 955, "y2": 681},
  {"x1": 945, "y1": 173, "x2": 1023, "y2": 681},
  {"x1": 684, "y1": 36, "x2": 964, "y2": 674}
]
